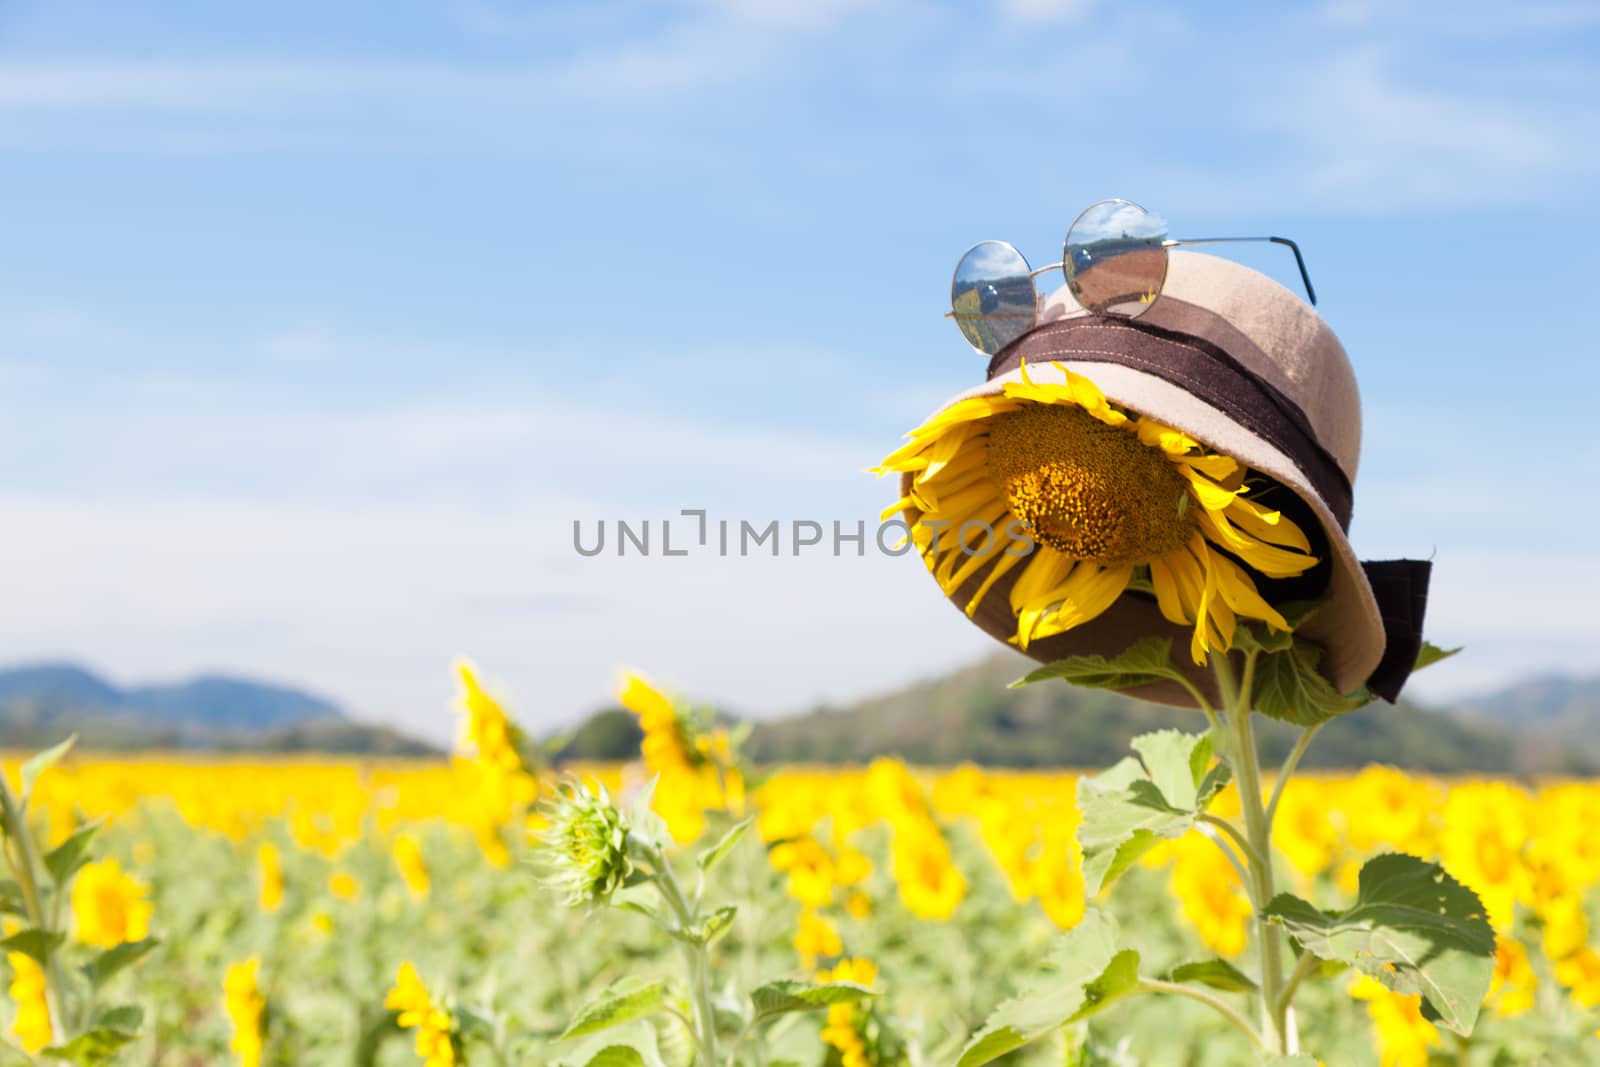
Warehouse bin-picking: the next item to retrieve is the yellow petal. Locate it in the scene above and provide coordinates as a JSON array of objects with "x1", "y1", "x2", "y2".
[
  {"x1": 1009, "y1": 547, "x2": 1075, "y2": 614},
  {"x1": 964, "y1": 548, "x2": 1028, "y2": 616},
  {"x1": 1136, "y1": 417, "x2": 1199, "y2": 455},
  {"x1": 1175, "y1": 452, "x2": 1239, "y2": 481},
  {"x1": 1211, "y1": 553, "x2": 1290, "y2": 632},
  {"x1": 1026, "y1": 563, "x2": 1135, "y2": 644},
  {"x1": 1225, "y1": 493, "x2": 1313, "y2": 553},
  {"x1": 1182, "y1": 466, "x2": 1245, "y2": 511},
  {"x1": 1196, "y1": 506, "x2": 1318, "y2": 579},
  {"x1": 1148, "y1": 553, "x2": 1191, "y2": 626}
]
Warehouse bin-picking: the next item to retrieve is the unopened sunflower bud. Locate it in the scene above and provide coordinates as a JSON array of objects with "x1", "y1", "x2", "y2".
[{"x1": 539, "y1": 781, "x2": 635, "y2": 906}]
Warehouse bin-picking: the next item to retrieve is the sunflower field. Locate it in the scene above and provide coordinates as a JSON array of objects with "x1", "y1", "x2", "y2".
[{"x1": 4, "y1": 661, "x2": 1599, "y2": 1067}]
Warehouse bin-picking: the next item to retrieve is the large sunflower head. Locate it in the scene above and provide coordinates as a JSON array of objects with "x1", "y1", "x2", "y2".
[{"x1": 875, "y1": 359, "x2": 1330, "y2": 692}]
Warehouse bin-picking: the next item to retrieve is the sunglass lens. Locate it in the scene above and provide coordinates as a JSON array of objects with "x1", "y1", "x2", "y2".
[
  {"x1": 951, "y1": 240, "x2": 1036, "y2": 355},
  {"x1": 1063, "y1": 199, "x2": 1169, "y2": 317}
]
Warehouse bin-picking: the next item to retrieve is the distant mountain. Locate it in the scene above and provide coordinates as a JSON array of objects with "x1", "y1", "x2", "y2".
[
  {"x1": 550, "y1": 653, "x2": 1596, "y2": 775},
  {"x1": 1447, "y1": 674, "x2": 1600, "y2": 766},
  {"x1": 124, "y1": 675, "x2": 341, "y2": 730},
  {"x1": 739, "y1": 651, "x2": 1568, "y2": 774},
  {"x1": 0, "y1": 661, "x2": 437, "y2": 754}
]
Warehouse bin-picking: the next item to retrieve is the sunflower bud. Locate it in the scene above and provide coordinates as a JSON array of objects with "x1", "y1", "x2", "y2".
[{"x1": 539, "y1": 781, "x2": 636, "y2": 907}]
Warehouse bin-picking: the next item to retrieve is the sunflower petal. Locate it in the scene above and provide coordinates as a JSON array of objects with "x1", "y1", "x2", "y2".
[
  {"x1": 1148, "y1": 553, "x2": 1190, "y2": 626},
  {"x1": 1212, "y1": 553, "x2": 1291, "y2": 631},
  {"x1": 1196, "y1": 506, "x2": 1318, "y2": 579},
  {"x1": 1135, "y1": 417, "x2": 1199, "y2": 455},
  {"x1": 964, "y1": 548, "x2": 1028, "y2": 617},
  {"x1": 1225, "y1": 493, "x2": 1313, "y2": 553},
  {"x1": 1027, "y1": 563, "x2": 1135, "y2": 644}
]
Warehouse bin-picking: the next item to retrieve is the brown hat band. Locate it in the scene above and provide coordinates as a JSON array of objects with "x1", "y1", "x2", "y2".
[{"x1": 984, "y1": 313, "x2": 1355, "y2": 531}]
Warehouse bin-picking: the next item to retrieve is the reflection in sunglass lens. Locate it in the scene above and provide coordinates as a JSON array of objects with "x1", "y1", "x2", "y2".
[
  {"x1": 1064, "y1": 199, "x2": 1169, "y2": 317},
  {"x1": 951, "y1": 240, "x2": 1037, "y2": 355}
]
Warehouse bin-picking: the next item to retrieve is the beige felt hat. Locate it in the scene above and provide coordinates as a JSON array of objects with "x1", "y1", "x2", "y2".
[{"x1": 899, "y1": 249, "x2": 1430, "y2": 707}]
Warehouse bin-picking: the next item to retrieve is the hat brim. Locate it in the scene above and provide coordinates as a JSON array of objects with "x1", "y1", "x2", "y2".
[{"x1": 900, "y1": 359, "x2": 1384, "y2": 709}]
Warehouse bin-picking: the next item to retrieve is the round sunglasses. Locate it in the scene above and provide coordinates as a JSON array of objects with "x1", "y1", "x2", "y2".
[{"x1": 948, "y1": 198, "x2": 1317, "y2": 356}]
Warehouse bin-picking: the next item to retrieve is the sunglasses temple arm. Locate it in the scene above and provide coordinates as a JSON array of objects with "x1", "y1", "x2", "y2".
[{"x1": 1166, "y1": 236, "x2": 1317, "y2": 306}]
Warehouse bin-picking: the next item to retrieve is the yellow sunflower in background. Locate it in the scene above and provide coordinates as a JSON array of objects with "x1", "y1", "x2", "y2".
[{"x1": 875, "y1": 362, "x2": 1319, "y2": 663}]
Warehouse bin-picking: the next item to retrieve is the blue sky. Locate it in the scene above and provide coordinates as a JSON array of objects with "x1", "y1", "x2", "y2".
[{"x1": 1, "y1": 0, "x2": 1596, "y2": 741}]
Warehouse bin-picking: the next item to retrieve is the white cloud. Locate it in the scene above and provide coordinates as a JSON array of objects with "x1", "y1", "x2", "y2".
[{"x1": 1249, "y1": 46, "x2": 1597, "y2": 209}]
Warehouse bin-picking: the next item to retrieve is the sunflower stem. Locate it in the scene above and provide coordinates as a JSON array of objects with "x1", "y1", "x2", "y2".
[
  {"x1": 0, "y1": 766, "x2": 69, "y2": 1039},
  {"x1": 654, "y1": 853, "x2": 719, "y2": 1067},
  {"x1": 1214, "y1": 651, "x2": 1295, "y2": 1058}
]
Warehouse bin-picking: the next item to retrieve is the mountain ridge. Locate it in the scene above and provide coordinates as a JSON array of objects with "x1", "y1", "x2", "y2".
[{"x1": 0, "y1": 660, "x2": 436, "y2": 755}]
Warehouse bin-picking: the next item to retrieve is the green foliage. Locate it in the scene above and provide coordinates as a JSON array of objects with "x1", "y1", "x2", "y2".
[
  {"x1": 1250, "y1": 636, "x2": 1370, "y2": 726},
  {"x1": 20, "y1": 734, "x2": 77, "y2": 804},
  {"x1": 696, "y1": 816, "x2": 753, "y2": 877},
  {"x1": 0, "y1": 928, "x2": 64, "y2": 965},
  {"x1": 44, "y1": 822, "x2": 102, "y2": 886},
  {"x1": 83, "y1": 938, "x2": 158, "y2": 988},
  {"x1": 956, "y1": 910, "x2": 1139, "y2": 1067},
  {"x1": 0, "y1": 737, "x2": 156, "y2": 1066},
  {"x1": 1415, "y1": 641, "x2": 1462, "y2": 671},
  {"x1": 1165, "y1": 959, "x2": 1258, "y2": 994},
  {"x1": 1076, "y1": 730, "x2": 1230, "y2": 895},
  {"x1": 560, "y1": 978, "x2": 672, "y2": 1040},
  {"x1": 0, "y1": 881, "x2": 25, "y2": 918},
  {"x1": 41, "y1": 1027, "x2": 138, "y2": 1066},
  {"x1": 749, "y1": 980, "x2": 875, "y2": 1021},
  {"x1": 1263, "y1": 853, "x2": 1496, "y2": 1034},
  {"x1": 1012, "y1": 637, "x2": 1194, "y2": 693}
]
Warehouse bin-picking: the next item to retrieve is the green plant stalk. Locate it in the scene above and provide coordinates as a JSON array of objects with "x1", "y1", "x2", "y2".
[
  {"x1": 0, "y1": 771, "x2": 69, "y2": 1039},
  {"x1": 653, "y1": 853, "x2": 719, "y2": 1067},
  {"x1": 1215, "y1": 652, "x2": 1295, "y2": 1057},
  {"x1": 1136, "y1": 979, "x2": 1266, "y2": 1055}
]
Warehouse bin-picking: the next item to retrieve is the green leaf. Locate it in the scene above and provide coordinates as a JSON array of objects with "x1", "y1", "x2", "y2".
[
  {"x1": 749, "y1": 979, "x2": 874, "y2": 1021},
  {"x1": 1131, "y1": 730, "x2": 1209, "y2": 810},
  {"x1": 559, "y1": 978, "x2": 671, "y2": 1040},
  {"x1": 44, "y1": 821, "x2": 102, "y2": 886},
  {"x1": 93, "y1": 1005, "x2": 143, "y2": 1031},
  {"x1": 21, "y1": 735, "x2": 77, "y2": 802},
  {"x1": 700, "y1": 905, "x2": 736, "y2": 946},
  {"x1": 0, "y1": 880, "x2": 28, "y2": 918},
  {"x1": 1074, "y1": 949, "x2": 1142, "y2": 1021},
  {"x1": 695, "y1": 816, "x2": 753, "y2": 876},
  {"x1": 583, "y1": 1049, "x2": 647, "y2": 1067},
  {"x1": 83, "y1": 938, "x2": 158, "y2": 987},
  {"x1": 549, "y1": 1020, "x2": 667, "y2": 1067},
  {"x1": 1076, "y1": 731, "x2": 1230, "y2": 895},
  {"x1": 0, "y1": 928, "x2": 65, "y2": 966},
  {"x1": 956, "y1": 909, "x2": 1136, "y2": 1067},
  {"x1": 454, "y1": 1006, "x2": 497, "y2": 1041},
  {"x1": 1263, "y1": 853, "x2": 1495, "y2": 1034},
  {"x1": 1012, "y1": 637, "x2": 1189, "y2": 692},
  {"x1": 1232, "y1": 621, "x2": 1295, "y2": 655},
  {"x1": 41, "y1": 1027, "x2": 137, "y2": 1066},
  {"x1": 1251, "y1": 638, "x2": 1370, "y2": 726},
  {"x1": 1414, "y1": 641, "x2": 1461, "y2": 672},
  {"x1": 1266, "y1": 1057, "x2": 1319, "y2": 1066},
  {"x1": 1166, "y1": 959, "x2": 1259, "y2": 994}
]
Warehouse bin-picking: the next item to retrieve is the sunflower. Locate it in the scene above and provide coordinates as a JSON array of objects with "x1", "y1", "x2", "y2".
[{"x1": 875, "y1": 362, "x2": 1319, "y2": 664}]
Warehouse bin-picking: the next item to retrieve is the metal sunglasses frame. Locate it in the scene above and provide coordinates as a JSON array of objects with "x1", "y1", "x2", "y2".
[{"x1": 946, "y1": 199, "x2": 1317, "y2": 353}]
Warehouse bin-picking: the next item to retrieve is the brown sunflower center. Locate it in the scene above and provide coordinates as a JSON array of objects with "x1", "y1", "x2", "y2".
[{"x1": 985, "y1": 403, "x2": 1198, "y2": 565}]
